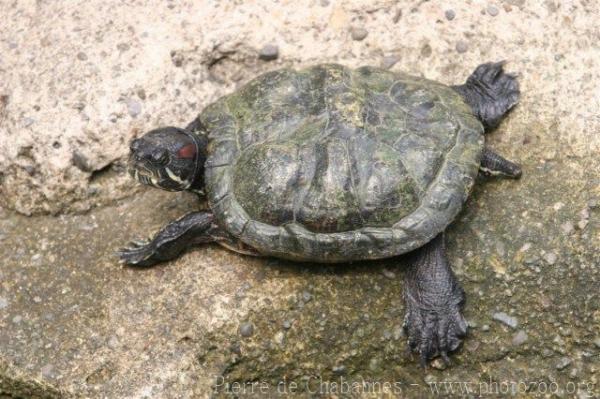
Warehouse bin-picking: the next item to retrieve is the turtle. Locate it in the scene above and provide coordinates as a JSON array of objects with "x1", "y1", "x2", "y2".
[{"x1": 118, "y1": 62, "x2": 522, "y2": 365}]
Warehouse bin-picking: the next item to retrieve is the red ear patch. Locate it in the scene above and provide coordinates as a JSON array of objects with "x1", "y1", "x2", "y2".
[{"x1": 177, "y1": 143, "x2": 197, "y2": 159}]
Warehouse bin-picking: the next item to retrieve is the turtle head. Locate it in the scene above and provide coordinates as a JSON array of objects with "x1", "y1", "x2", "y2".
[{"x1": 128, "y1": 127, "x2": 207, "y2": 192}]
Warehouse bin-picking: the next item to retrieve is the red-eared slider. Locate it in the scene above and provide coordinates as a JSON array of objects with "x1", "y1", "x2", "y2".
[{"x1": 119, "y1": 62, "x2": 521, "y2": 365}]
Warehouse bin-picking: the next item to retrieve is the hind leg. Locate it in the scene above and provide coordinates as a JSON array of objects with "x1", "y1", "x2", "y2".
[
  {"x1": 453, "y1": 61, "x2": 520, "y2": 130},
  {"x1": 402, "y1": 234, "x2": 468, "y2": 366}
]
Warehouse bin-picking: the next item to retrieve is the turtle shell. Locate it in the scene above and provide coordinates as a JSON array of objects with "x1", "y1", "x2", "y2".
[{"x1": 201, "y1": 64, "x2": 483, "y2": 262}]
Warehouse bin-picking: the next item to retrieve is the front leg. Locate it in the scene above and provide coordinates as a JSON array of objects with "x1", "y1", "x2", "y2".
[
  {"x1": 403, "y1": 234, "x2": 468, "y2": 366},
  {"x1": 118, "y1": 211, "x2": 218, "y2": 267}
]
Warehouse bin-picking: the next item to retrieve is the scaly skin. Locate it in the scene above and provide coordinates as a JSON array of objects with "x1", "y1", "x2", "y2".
[{"x1": 403, "y1": 234, "x2": 467, "y2": 365}]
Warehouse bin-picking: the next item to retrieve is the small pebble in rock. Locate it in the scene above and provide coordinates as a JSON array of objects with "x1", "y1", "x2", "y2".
[
  {"x1": 381, "y1": 55, "x2": 400, "y2": 70},
  {"x1": 492, "y1": 312, "x2": 518, "y2": 328},
  {"x1": 0, "y1": 297, "x2": 8, "y2": 309},
  {"x1": 487, "y1": 5, "x2": 499, "y2": 16},
  {"x1": 302, "y1": 291, "x2": 312, "y2": 302},
  {"x1": 445, "y1": 9, "x2": 456, "y2": 20},
  {"x1": 561, "y1": 221, "x2": 574, "y2": 235},
  {"x1": 430, "y1": 358, "x2": 447, "y2": 370},
  {"x1": 593, "y1": 338, "x2": 600, "y2": 348},
  {"x1": 569, "y1": 368, "x2": 578, "y2": 378},
  {"x1": 258, "y1": 44, "x2": 279, "y2": 61},
  {"x1": 393, "y1": 325, "x2": 403, "y2": 340},
  {"x1": 12, "y1": 315, "x2": 22, "y2": 324},
  {"x1": 33, "y1": 296, "x2": 42, "y2": 303},
  {"x1": 495, "y1": 240, "x2": 506, "y2": 257},
  {"x1": 23, "y1": 117, "x2": 35, "y2": 127},
  {"x1": 126, "y1": 99, "x2": 142, "y2": 118},
  {"x1": 382, "y1": 268, "x2": 396, "y2": 278},
  {"x1": 420, "y1": 44, "x2": 432, "y2": 58},
  {"x1": 274, "y1": 331, "x2": 284, "y2": 345},
  {"x1": 282, "y1": 320, "x2": 292, "y2": 329},
  {"x1": 40, "y1": 364, "x2": 54, "y2": 379},
  {"x1": 350, "y1": 27, "x2": 369, "y2": 41},
  {"x1": 332, "y1": 365, "x2": 346, "y2": 374},
  {"x1": 523, "y1": 254, "x2": 540, "y2": 265},
  {"x1": 72, "y1": 151, "x2": 91, "y2": 172},
  {"x1": 543, "y1": 252, "x2": 558, "y2": 265},
  {"x1": 77, "y1": 52, "x2": 88, "y2": 61},
  {"x1": 456, "y1": 41, "x2": 469, "y2": 53},
  {"x1": 108, "y1": 336, "x2": 119, "y2": 349},
  {"x1": 512, "y1": 330, "x2": 528, "y2": 345},
  {"x1": 482, "y1": 324, "x2": 490, "y2": 332},
  {"x1": 239, "y1": 322, "x2": 254, "y2": 337},
  {"x1": 556, "y1": 357, "x2": 572, "y2": 370},
  {"x1": 577, "y1": 219, "x2": 588, "y2": 230}
]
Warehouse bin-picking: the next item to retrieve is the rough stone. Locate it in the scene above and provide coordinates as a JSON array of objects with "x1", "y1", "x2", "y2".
[
  {"x1": 258, "y1": 44, "x2": 279, "y2": 61},
  {"x1": 381, "y1": 55, "x2": 400, "y2": 69},
  {"x1": 492, "y1": 312, "x2": 518, "y2": 328},
  {"x1": 350, "y1": 27, "x2": 368, "y2": 41},
  {"x1": 487, "y1": 5, "x2": 500, "y2": 16},
  {"x1": 456, "y1": 40, "x2": 469, "y2": 53},
  {"x1": 512, "y1": 330, "x2": 528, "y2": 346}
]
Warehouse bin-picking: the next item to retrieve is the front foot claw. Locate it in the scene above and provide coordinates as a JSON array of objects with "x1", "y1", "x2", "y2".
[
  {"x1": 117, "y1": 239, "x2": 158, "y2": 267},
  {"x1": 403, "y1": 299, "x2": 468, "y2": 366}
]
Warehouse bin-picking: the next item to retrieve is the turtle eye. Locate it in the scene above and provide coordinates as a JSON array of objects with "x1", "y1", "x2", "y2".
[{"x1": 150, "y1": 149, "x2": 170, "y2": 165}]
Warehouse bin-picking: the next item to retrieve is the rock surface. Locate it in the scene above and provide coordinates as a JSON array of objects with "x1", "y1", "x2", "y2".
[{"x1": 1, "y1": 0, "x2": 599, "y2": 398}]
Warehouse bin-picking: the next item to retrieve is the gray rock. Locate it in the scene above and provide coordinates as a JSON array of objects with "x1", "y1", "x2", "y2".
[
  {"x1": 332, "y1": 365, "x2": 345, "y2": 374},
  {"x1": 126, "y1": 99, "x2": 142, "y2": 118},
  {"x1": 350, "y1": 27, "x2": 368, "y2": 41},
  {"x1": 301, "y1": 291, "x2": 312, "y2": 302},
  {"x1": 561, "y1": 221, "x2": 574, "y2": 234},
  {"x1": 445, "y1": 9, "x2": 456, "y2": 21},
  {"x1": 381, "y1": 268, "x2": 396, "y2": 278},
  {"x1": 543, "y1": 252, "x2": 558, "y2": 265},
  {"x1": 381, "y1": 55, "x2": 400, "y2": 70},
  {"x1": 40, "y1": 364, "x2": 55, "y2": 379},
  {"x1": 72, "y1": 151, "x2": 91, "y2": 172},
  {"x1": 0, "y1": 297, "x2": 8, "y2": 309},
  {"x1": 258, "y1": 44, "x2": 279, "y2": 61},
  {"x1": 492, "y1": 312, "x2": 518, "y2": 328},
  {"x1": 239, "y1": 322, "x2": 254, "y2": 337},
  {"x1": 556, "y1": 357, "x2": 572, "y2": 370},
  {"x1": 456, "y1": 40, "x2": 469, "y2": 53},
  {"x1": 512, "y1": 330, "x2": 528, "y2": 345},
  {"x1": 487, "y1": 5, "x2": 500, "y2": 16}
]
